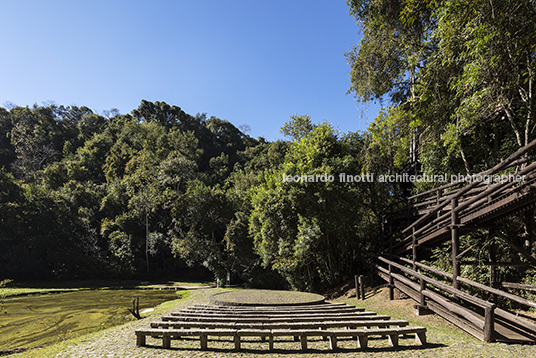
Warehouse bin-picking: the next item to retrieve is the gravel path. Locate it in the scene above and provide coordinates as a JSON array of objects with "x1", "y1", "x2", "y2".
[{"x1": 15, "y1": 288, "x2": 536, "y2": 358}]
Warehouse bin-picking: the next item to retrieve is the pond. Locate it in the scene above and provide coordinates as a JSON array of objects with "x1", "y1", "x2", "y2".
[{"x1": 0, "y1": 289, "x2": 180, "y2": 350}]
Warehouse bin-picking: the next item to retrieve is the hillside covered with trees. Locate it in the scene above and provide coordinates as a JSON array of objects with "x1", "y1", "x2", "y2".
[
  {"x1": 0, "y1": 100, "x2": 389, "y2": 290},
  {"x1": 1, "y1": 0, "x2": 535, "y2": 293}
]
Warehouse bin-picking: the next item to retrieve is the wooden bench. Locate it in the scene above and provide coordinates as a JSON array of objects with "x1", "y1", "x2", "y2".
[
  {"x1": 329, "y1": 326, "x2": 427, "y2": 349},
  {"x1": 135, "y1": 326, "x2": 426, "y2": 351},
  {"x1": 151, "y1": 319, "x2": 409, "y2": 330},
  {"x1": 183, "y1": 305, "x2": 364, "y2": 315},
  {"x1": 271, "y1": 329, "x2": 330, "y2": 350},
  {"x1": 191, "y1": 302, "x2": 349, "y2": 310},
  {"x1": 168, "y1": 311, "x2": 379, "y2": 320},
  {"x1": 179, "y1": 307, "x2": 365, "y2": 315},
  {"x1": 170, "y1": 310, "x2": 375, "y2": 318},
  {"x1": 135, "y1": 328, "x2": 236, "y2": 349},
  {"x1": 161, "y1": 313, "x2": 388, "y2": 324}
]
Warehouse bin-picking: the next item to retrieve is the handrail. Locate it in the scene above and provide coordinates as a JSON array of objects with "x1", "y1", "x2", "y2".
[
  {"x1": 396, "y1": 167, "x2": 536, "y2": 250},
  {"x1": 408, "y1": 154, "x2": 536, "y2": 201},
  {"x1": 454, "y1": 161, "x2": 536, "y2": 215},
  {"x1": 402, "y1": 137, "x2": 536, "y2": 234},
  {"x1": 377, "y1": 256, "x2": 494, "y2": 309},
  {"x1": 501, "y1": 282, "x2": 536, "y2": 292},
  {"x1": 374, "y1": 263, "x2": 486, "y2": 329},
  {"x1": 394, "y1": 255, "x2": 536, "y2": 309}
]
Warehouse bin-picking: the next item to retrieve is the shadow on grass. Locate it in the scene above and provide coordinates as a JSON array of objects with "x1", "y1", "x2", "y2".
[
  {"x1": 143, "y1": 336, "x2": 447, "y2": 354},
  {"x1": 144, "y1": 344, "x2": 446, "y2": 355}
]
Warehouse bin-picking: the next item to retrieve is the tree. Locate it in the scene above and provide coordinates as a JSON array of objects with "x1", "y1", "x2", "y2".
[
  {"x1": 249, "y1": 121, "x2": 378, "y2": 291},
  {"x1": 280, "y1": 114, "x2": 316, "y2": 141},
  {"x1": 347, "y1": 0, "x2": 536, "y2": 177}
]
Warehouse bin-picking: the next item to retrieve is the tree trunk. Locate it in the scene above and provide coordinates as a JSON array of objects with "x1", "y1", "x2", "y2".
[{"x1": 146, "y1": 211, "x2": 150, "y2": 273}]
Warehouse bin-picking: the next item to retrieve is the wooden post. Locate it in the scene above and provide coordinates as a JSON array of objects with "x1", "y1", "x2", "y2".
[
  {"x1": 388, "y1": 264, "x2": 394, "y2": 300},
  {"x1": 412, "y1": 227, "x2": 417, "y2": 271},
  {"x1": 136, "y1": 333, "x2": 146, "y2": 346},
  {"x1": 526, "y1": 210, "x2": 534, "y2": 254},
  {"x1": 234, "y1": 335, "x2": 241, "y2": 351},
  {"x1": 451, "y1": 198, "x2": 460, "y2": 290},
  {"x1": 200, "y1": 334, "x2": 208, "y2": 350},
  {"x1": 489, "y1": 238, "x2": 496, "y2": 303},
  {"x1": 329, "y1": 335, "x2": 338, "y2": 350},
  {"x1": 414, "y1": 278, "x2": 431, "y2": 316},
  {"x1": 484, "y1": 305, "x2": 495, "y2": 342},
  {"x1": 359, "y1": 275, "x2": 365, "y2": 300},
  {"x1": 300, "y1": 335, "x2": 307, "y2": 350},
  {"x1": 163, "y1": 334, "x2": 171, "y2": 349},
  {"x1": 355, "y1": 275, "x2": 360, "y2": 300},
  {"x1": 437, "y1": 189, "x2": 443, "y2": 221},
  {"x1": 420, "y1": 278, "x2": 426, "y2": 307}
]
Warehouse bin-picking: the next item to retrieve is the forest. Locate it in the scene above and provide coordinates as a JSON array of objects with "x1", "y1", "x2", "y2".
[{"x1": 0, "y1": 0, "x2": 535, "y2": 293}]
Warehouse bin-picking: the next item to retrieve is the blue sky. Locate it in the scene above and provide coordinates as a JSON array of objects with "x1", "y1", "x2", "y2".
[{"x1": 0, "y1": 1, "x2": 381, "y2": 141}]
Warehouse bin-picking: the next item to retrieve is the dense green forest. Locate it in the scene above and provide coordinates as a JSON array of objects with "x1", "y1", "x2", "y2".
[
  {"x1": 0, "y1": 101, "x2": 387, "y2": 290},
  {"x1": 1, "y1": 0, "x2": 535, "y2": 292}
]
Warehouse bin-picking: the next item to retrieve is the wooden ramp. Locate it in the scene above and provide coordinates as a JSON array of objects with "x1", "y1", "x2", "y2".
[
  {"x1": 373, "y1": 255, "x2": 536, "y2": 344},
  {"x1": 374, "y1": 139, "x2": 536, "y2": 343}
]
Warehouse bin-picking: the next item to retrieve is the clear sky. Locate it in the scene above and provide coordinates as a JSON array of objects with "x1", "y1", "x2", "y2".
[{"x1": 0, "y1": 1, "x2": 381, "y2": 141}]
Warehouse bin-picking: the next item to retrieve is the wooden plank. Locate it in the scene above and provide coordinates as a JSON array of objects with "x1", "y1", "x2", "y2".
[
  {"x1": 170, "y1": 311, "x2": 367, "y2": 319},
  {"x1": 422, "y1": 290, "x2": 486, "y2": 330},
  {"x1": 457, "y1": 277, "x2": 536, "y2": 309},
  {"x1": 394, "y1": 254, "x2": 536, "y2": 309},
  {"x1": 403, "y1": 138, "x2": 536, "y2": 234},
  {"x1": 189, "y1": 302, "x2": 353, "y2": 311},
  {"x1": 396, "y1": 256, "x2": 453, "y2": 280},
  {"x1": 378, "y1": 256, "x2": 494, "y2": 309},
  {"x1": 161, "y1": 314, "x2": 384, "y2": 324},
  {"x1": 180, "y1": 306, "x2": 363, "y2": 315},
  {"x1": 425, "y1": 300, "x2": 484, "y2": 341},
  {"x1": 495, "y1": 307, "x2": 536, "y2": 337},
  {"x1": 501, "y1": 282, "x2": 536, "y2": 292},
  {"x1": 191, "y1": 303, "x2": 347, "y2": 310}
]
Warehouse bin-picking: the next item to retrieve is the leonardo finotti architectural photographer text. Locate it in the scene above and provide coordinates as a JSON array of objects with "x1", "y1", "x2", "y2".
[{"x1": 282, "y1": 173, "x2": 526, "y2": 184}]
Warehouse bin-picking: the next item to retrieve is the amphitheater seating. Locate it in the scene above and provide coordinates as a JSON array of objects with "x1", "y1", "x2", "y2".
[{"x1": 135, "y1": 302, "x2": 427, "y2": 351}]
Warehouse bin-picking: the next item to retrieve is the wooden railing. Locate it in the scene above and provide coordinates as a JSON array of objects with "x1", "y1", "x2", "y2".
[
  {"x1": 389, "y1": 148, "x2": 536, "y2": 255},
  {"x1": 372, "y1": 255, "x2": 536, "y2": 343}
]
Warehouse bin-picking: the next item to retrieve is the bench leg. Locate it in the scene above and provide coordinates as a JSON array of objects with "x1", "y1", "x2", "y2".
[
  {"x1": 294, "y1": 335, "x2": 299, "y2": 342},
  {"x1": 200, "y1": 334, "x2": 208, "y2": 350},
  {"x1": 388, "y1": 333, "x2": 399, "y2": 347},
  {"x1": 321, "y1": 327, "x2": 327, "y2": 341},
  {"x1": 357, "y1": 335, "x2": 368, "y2": 349},
  {"x1": 415, "y1": 331, "x2": 427, "y2": 345},
  {"x1": 269, "y1": 335, "x2": 274, "y2": 351},
  {"x1": 234, "y1": 335, "x2": 240, "y2": 351},
  {"x1": 136, "y1": 334, "x2": 146, "y2": 347},
  {"x1": 329, "y1": 336, "x2": 337, "y2": 350},
  {"x1": 163, "y1": 335, "x2": 171, "y2": 349},
  {"x1": 300, "y1": 335, "x2": 307, "y2": 350}
]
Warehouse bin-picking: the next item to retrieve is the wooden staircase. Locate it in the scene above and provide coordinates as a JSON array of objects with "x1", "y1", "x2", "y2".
[{"x1": 374, "y1": 139, "x2": 536, "y2": 344}]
